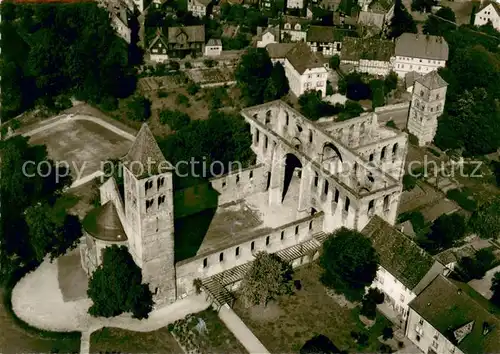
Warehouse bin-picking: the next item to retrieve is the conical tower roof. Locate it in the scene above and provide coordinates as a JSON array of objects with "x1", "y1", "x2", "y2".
[
  {"x1": 122, "y1": 123, "x2": 172, "y2": 178},
  {"x1": 82, "y1": 201, "x2": 127, "y2": 242}
]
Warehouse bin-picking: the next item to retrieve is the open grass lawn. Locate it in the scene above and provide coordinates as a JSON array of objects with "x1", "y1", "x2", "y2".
[
  {"x1": 234, "y1": 263, "x2": 392, "y2": 353},
  {"x1": 171, "y1": 309, "x2": 247, "y2": 354},
  {"x1": 0, "y1": 289, "x2": 80, "y2": 354},
  {"x1": 90, "y1": 327, "x2": 183, "y2": 354}
]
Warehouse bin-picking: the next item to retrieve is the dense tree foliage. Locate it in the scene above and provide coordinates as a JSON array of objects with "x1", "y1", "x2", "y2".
[
  {"x1": 159, "y1": 110, "x2": 254, "y2": 186},
  {"x1": 220, "y1": 3, "x2": 268, "y2": 34},
  {"x1": 240, "y1": 252, "x2": 293, "y2": 307},
  {"x1": 0, "y1": 2, "x2": 136, "y2": 120},
  {"x1": 300, "y1": 335, "x2": 344, "y2": 354},
  {"x1": 338, "y1": 72, "x2": 371, "y2": 100},
  {"x1": 491, "y1": 272, "x2": 500, "y2": 307},
  {"x1": 264, "y1": 62, "x2": 290, "y2": 102},
  {"x1": 298, "y1": 91, "x2": 343, "y2": 120},
  {"x1": 469, "y1": 198, "x2": 500, "y2": 239},
  {"x1": 159, "y1": 109, "x2": 191, "y2": 130},
  {"x1": 370, "y1": 79, "x2": 385, "y2": 109},
  {"x1": 411, "y1": 0, "x2": 437, "y2": 13},
  {"x1": 384, "y1": 71, "x2": 398, "y2": 93},
  {"x1": 457, "y1": 248, "x2": 495, "y2": 281},
  {"x1": 329, "y1": 55, "x2": 340, "y2": 70},
  {"x1": 320, "y1": 228, "x2": 379, "y2": 301},
  {"x1": 360, "y1": 288, "x2": 384, "y2": 319},
  {"x1": 423, "y1": 7, "x2": 456, "y2": 36},
  {"x1": 419, "y1": 213, "x2": 466, "y2": 253},
  {"x1": 388, "y1": 0, "x2": 417, "y2": 39},
  {"x1": 236, "y1": 48, "x2": 274, "y2": 105},
  {"x1": 87, "y1": 245, "x2": 154, "y2": 319},
  {"x1": 337, "y1": 101, "x2": 364, "y2": 121},
  {"x1": 127, "y1": 96, "x2": 152, "y2": 122},
  {"x1": 0, "y1": 136, "x2": 75, "y2": 281}
]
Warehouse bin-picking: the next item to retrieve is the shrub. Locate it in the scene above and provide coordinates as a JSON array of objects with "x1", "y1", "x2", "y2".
[
  {"x1": 99, "y1": 96, "x2": 119, "y2": 111},
  {"x1": 127, "y1": 96, "x2": 152, "y2": 122},
  {"x1": 169, "y1": 61, "x2": 180, "y2": 71},
  {"x1": 203, "y1": 59, "x2": 217, "y2": 68},
  {"x1": 10, "y1": 119, "x2": 21, "y2": 130},
  {"x1": 176, "y1": 94, "x2": 190, "y2": 107},
  {"x1": 159, "y1": 109, "x2": 191, "y2": 130},
  {"x1": 360, "y1": 297, "x2": 377, "y2": 319},
  {"x1": 385, "y1": 120, "x2": 397, "y2": 128},
  {"x1": 446, "y1": 188, "x2": 477, "y2": 212},
  {"x1": 408, "y1": 133, "x2": 419, "y2": 145},
  {"x1": 326, "y1": 81, "x2": 334, "y2": 96},
  {"x1": 157, "y1": 90, "x2": 168, "y2": 98},
  {"x1": 184, "y1": 61, "x2": 192, "y2": 69},
  {"x1": 187, "y1": 83, "x2": 201, "y2": 96},
  {"x1": 379, "y1": 343, "x2": 393, "y2": 353},
  {"x1": 382, "y1": 326, "x2": 394, "y2": 340},
  {"x1": 403, "y1": 174, "x2": 418, "y2": 191}
]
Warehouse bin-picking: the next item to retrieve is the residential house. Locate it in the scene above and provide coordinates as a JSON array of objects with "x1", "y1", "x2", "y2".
[
  {"x1": 260, "y1": 0, "x2": 274, "y2": 11},
  {"x1": 306, "y1": 26, "x2": 357, "y2": 56},
  {"x1": 362, "y1": 217, "x2": 447, "y2": 327},
  {"x1": 265, "y1": 42, "x2": 296, "y2": 65},
  {"x1": 188, "y1": 0, "x2": 212, "y2": 18},
  {"x1": 285, "y1": 42, "x2": 328, "y2": 97},
  {"x1": 98, "y1": 0, "x2": 133, "y2": 43},
  {"x1": 404, "y1": 71, "x2": 422, "y2": 93},
  {"x1": 204, "y1": 38, "x2": 222, "y2": 56},
  {"x1": 340, "y1": 37, "x2": 395, "y2": 76},
  {"x1": 357, "y1": 0, "x2": 394, "y2": 33},
  {"x1": 280, "y1": 16, "x2": 308, "y2": 42},
  {"x1": 406, "y1": 275, "x2": 500, "y2": 354},
  {"x1": 148, "y1": 29, "x2": 169, "y2": 62},
  {"x1": 434, "y1": 245, "x2": 476, "y2": 274},
  {"x1": 474, "y1": 1, "x2": 500, "y2": 31},
  {"x1": 256, "y1": 26, "x2": 279, "y2": 48},
  {"x1": 393, "y1": 33, "x2": 449, "y2": 78},
  {"x1": 167, "y1": 25, "x2": 206, "y2": 58},
  {"x1": 333, "y1": 11, "x2": 358, "y2": 29}
]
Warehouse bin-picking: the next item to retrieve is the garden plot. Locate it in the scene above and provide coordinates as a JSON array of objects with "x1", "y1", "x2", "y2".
[
  {"x1": 138, "y1": 74, "x2": 187, "y2": 92},
  {"x1": 186, "y1": 68, "x2": 236, "y2": 87}
]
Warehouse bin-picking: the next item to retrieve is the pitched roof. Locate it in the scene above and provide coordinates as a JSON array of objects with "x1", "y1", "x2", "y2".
[
  {"x1": 415, "y1": 70, "x2": 448, "y2": 90},
  {"x1": 148, "y1": 29, "x2": 169, "y2": 51},
  {"x1": 167, "y1": 25, "x2": 205, "y2": 44},
  {"x1": 434, "y1": 245, "x2": 476, "y2": 266},
  {"x1": 122, "y1": 123, "x2": 172, "y2": 178},
  {"x1": 478, "y1": 1, "x2": 500, "y2": 15},
  {"x1": 358, "y1": 11, "x2": 386, "y2": 29},
  {"x1": 340, "y1": 37, "x2": 394, "y2": 62},
  {"x1": 206, "y1": 38, "x2": 222, "y2": 46},
  {"x1": 395, "y1": 33, "x2": 449, "y2": 61},
  {"x1": 194, "y1": 0, "x2": 212, "y2": 6},
  {"x1": 409, "y1": 275, "x2": 500, "y2": 354},
  {"x1": 306, "y1": 26, "x2": 356, "y2": 43},
  {"x1": 265, "y1": 43, "x2": 296, "y2": 59},
  {"x1": 368, "y1": 0, "x2": 394, "y2": 12},
  {"x1": 361, "y1": 216, "x2": 436, "y2": 290},
  {"x1": 286, "y1": 42, "x2": 326, "y2": 74},
  {"x1": 404, "y1": 71, "x2": 423, "y2": 89},
  {"x1": 257, "y1": 25, "x2": 279, "y2": 41},
  {"x1": 82, "y1": 201, "x2": 127, "y2": 242}
]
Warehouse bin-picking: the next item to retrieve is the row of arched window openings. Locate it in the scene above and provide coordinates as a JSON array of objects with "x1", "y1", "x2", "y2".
[
  {"x1": 145, "y1": 195, "x2": 166, "y2": 211},
  {"x1": 221, "y1": 170, "x2": 254, "y2": 188},
  {"x1": 367, "y1": 143, "x2": 399, "y2": 163},
  {"x1": 367, "y1": 195, "x2": 390, "y2": 214},
  {"x1": 312, "y1": 174, "x2": 351, "y2": 212},
  {"x1": 145, "y1": 177, "x2": 165, "y2": 193},
  {"x1": 202, "y1": 221, "x2": 315, "y2": 268}
]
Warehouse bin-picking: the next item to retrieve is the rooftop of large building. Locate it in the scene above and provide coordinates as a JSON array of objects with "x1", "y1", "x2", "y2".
[
  {"x1": 168, "y1": 25, "x2": 205, "y2": 44},
  {"x1": 395, "y1": 33, "x2": 449, "y2": 61},
  {"x1": 306, "y1": 26, "x2": 358, "y2": 43},
  {"x1": 285, "y1": 42, "x2": 326, "y2": 74},
  {"x1": 265, "y1": 42, "x2": 296, "y2": 59},
  {"x1": 409, "y1": 275, "x2": 500, "y2": 354},
  {"x1": 82, "y1": 200, "x2": 127, "y2": 242},
  {"x1": 361, "y1": 216, "x2": 436, "y2": 290},
  {"x1": 415, "y1": 70, "x2": 448, "y2": 90},
  {"x1": 340, "y1": 37, "x2": 394, "y2": 62}
]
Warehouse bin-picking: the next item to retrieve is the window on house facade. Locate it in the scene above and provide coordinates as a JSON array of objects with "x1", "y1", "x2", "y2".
[
  {"x1": 249, "y1": 171, "x2": 253, "y2": 179},
  {"x1": 419, "y1": 318, "x2": 424, "y2": 325},
  {"x1": 432, "y1": 340, "x2": 438, "y2": 349},
  {"x1": 266, "y1": 236, "x2": 270, "y2": 246},
  {"x1": 334, "y1": 189, "x2": 339, "y2": 202},
  {"x1": 203, "y1": 258, "x2": 208, "y2": 268},
  {"x1": 400, "y1": 294, "x2": 405, "y2": 302},
  {"x1": 295, "y1": 225, "x2": 299, "y2": 235},
  {"x1": 281, "y1": 230, "x2": 285, "y2": 240},
  {"x1": 251, "y1": 241, "x2": 255, "y2": 250},
  {"x1": 344, "y1": 197, "x2": 350, "y2": 212},
  {"x1": 235, "y1": 246, "x2": 240, "y2": 256},
  {"x1": 219, "y1": 252, "x2": 224, "y2": 262}
]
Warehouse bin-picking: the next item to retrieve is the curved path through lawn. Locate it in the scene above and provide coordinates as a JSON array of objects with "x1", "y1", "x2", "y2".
[{"x1": 12, "y1": 258, "x2": 211, "y2": 353}]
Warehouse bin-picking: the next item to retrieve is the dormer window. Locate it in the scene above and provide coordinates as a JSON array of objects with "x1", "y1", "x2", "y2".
[
  {"x1": 284, "y1": 23, "x2": 291, "y2": 29},
  {"x1": 294, "y1": 24, "x2": 301, "y2": 30}
]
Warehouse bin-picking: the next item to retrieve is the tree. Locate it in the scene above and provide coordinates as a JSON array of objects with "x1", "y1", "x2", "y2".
[
  {"x1": 264, "y1": 62, "x2": 289, "y2": 102},
  {"x1": 403, "y1": 174, "x2": 417, "y2": 191},
  {"x1": 384, "y1": 71, "x2": 398, "y2": 93},
  {"x1": 370, "y1": 79, "x2": 385, "y2": 109},
  {"x1": 458, "y1": 248, "x2": 495, "y2": 281},
  {"x1": 382, "y1": 326, "x2": 394, "y2": 340},
  {"x1": 388, "y1": 0, "x2": 418, "y2": 39},
  {"x1": 329, "y1": 55, "x2": 340, "y2": 70},
  {"x1": 338, "y1": 100, "x2": 364, "y2": 121},
  {"x1": 340, "y1": 72, "x2": 371, "y2": 100},
  {"x1": 240, "y1": 252, "x2": 293, "y2": 307},
  {"x1": 235, "y1": 48, "x2": 273, "y2": 105},
  {"x1": 87, "y1": 245, "x2": 154, "y2": 319},
  {"x1": 320, "y1": 228, "x2": 379, "y2": 301},
  {"x1": 127, "y1": 96, "x2": 152, "y2": 122},
  {"x1": 25, "y1": 202, "x2": 82, "y2": 262},
  {"x1": 469, "y1": 198, "x2": 500, "y2": 239},
  {"x1": 298, "y1": 91, "x2": 343, "y2": 120},
  {"x1": 491, "y1": 272, "x2": 500, "y2": 307},
  {"x1": 425, "y1": 213, "x2": 467, "y2": 252},
  {"x1": 360, "y1": 288, "x2": 384, "y2": 319},
  {"x1": 159, "y1": 109, "x2": 191, "y2": 130},
  {"x1": 300, "y1": 335, "x2": 344, "y2": 354},
  {"x1": 423, "y1": 7, "x2": 456, "y2": 36},
  {"x1": 411, "y1": 0, "x2": 437, "y2": 13}
]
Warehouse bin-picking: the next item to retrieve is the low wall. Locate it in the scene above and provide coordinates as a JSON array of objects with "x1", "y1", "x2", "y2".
[
  {"x1": 375, "y1": 102, "x2": 410, "y2": 113},
  {"x1": 210, "y1": 164, "x2": 268, "y2": 206},
  {"x1": 175, "y1": 212, "x2": 325, "y2": 298}
]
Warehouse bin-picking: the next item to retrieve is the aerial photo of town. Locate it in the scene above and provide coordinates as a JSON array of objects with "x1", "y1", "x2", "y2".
[{"x1": 0, "y1": 0, "x2": 500, "y2": 352}]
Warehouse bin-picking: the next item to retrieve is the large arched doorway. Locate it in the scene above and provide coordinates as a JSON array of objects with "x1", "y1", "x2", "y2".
[{"x1": 282, "y1": 153, "x2": 302, "y2": 203}]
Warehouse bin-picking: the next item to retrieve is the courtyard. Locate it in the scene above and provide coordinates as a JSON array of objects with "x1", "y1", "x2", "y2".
[{"x1": 233, "y1": 263, "x2": 394, "y2": 353}]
